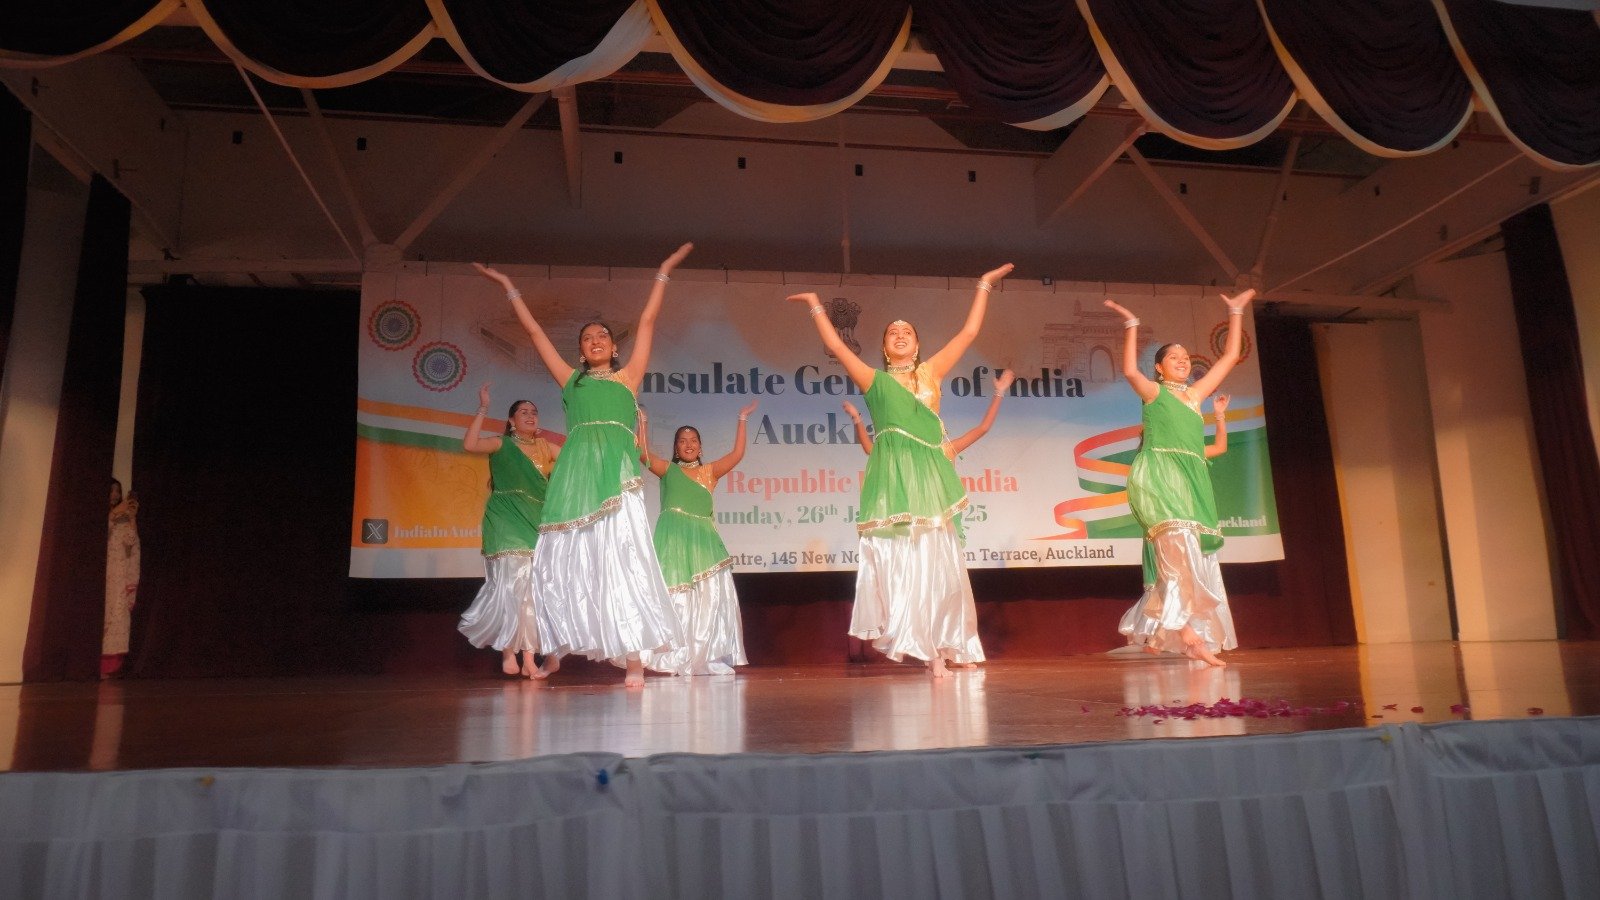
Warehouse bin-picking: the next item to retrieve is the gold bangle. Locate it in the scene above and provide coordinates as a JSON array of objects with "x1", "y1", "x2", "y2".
[
  {"x1": 809, "y1": 305, "x2": 826, "y2": 316},
  {"x1": 654, "y1": 273, "x2": 670, "y2": 283},
  {"x1": 977, "y1": 281, "x2": 993, "y2": 293}
]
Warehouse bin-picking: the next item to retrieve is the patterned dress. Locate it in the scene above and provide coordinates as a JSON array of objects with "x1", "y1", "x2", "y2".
[
  {"x1": 1118, "y1": 385, "x2": 1238, "y2": 654},
  {"x1": 458, "y1": 435, "x2": 551, "y2": 653},
  {"x1": 850, "y1": 367, "x2": 984, "y2": 664},
  {"x1": 531, "y1": 370, "x2": 682, "y2": 666}
]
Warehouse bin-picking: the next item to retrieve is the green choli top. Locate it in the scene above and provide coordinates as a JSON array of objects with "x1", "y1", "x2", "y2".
[
  {"x1": 857, "y1": 370, "x2": 968, "y2": 538},
  {"x1": 538, "y1": 370, "x2": 642, "y2": 532},
  {"x1": 481, "y1": 437, "x2": 548, "y2": 557}
]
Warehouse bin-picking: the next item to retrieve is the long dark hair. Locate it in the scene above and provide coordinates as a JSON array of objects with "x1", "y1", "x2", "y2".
[
  {"x1": 505, "y1": 400, "x2": 536, "y2": 435},
  {"x1": 1153, "y1": 342, "x2": 1184, "y2": 380},
  {"x1": 576, "y1": 321, "x2": 620, "y2": 382},
  {"x1": 671, "y1": 425, "x2": 702, "y2": 463}
]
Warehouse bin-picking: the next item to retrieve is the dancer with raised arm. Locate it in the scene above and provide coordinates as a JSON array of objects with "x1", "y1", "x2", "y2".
[
  {"x1": 473, "y1": 244, "x2": 693, "y2": 686},
  {"x1": 788, "y1": 264, "x2": 1013, "y2": 676},
  {"x1": 636, "y1": 401, "x2": 758, "y2": 675},
  {"x1": 1103, "y1": 291, "x2": 1256, "y2": 666},
  {"x1": 456, "y1": 384, "x2": 559, "y2": 678},
  {"x1": 843, "y1": 369, "x2": 1016, "y2": 457}
]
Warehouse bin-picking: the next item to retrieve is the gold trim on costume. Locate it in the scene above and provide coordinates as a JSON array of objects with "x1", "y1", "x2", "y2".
[
  {"x1": 1150, "y1": 446, "x2": 1205, "y2": 462},
  {"x1": 665, "y1": 556, "x2": 735, "y2": 594},
  {"x1": 874, "y1": 426, "x2": 946, "y2": 451},
  {"x1": 570, "y1": 420, "x2": 635, "y2": 431},
  {"x1": 537, "y1": 478, "x2": 645, "y2": 532},
  {"x1": 856, "y1": 495, "x2": 970, "y2": 534},
  {"x1": 492, "y1": 489, "x2": 546, "y2": 502},
  {"x1": 665, "y1": 506, "x2": 714, "y2": 521},
  {"x1": 1145, "y1": 518, "x2": 1223, "y2": 541},
  {"x1": 484, "y1": 548, "x2": 537, "y2": 560}
]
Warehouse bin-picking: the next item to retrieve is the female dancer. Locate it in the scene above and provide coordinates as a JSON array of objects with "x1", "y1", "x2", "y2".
[
  {"x1": 473, "y1": 243, "x2": 692, "y2": 686},
  {"x1": 787, "y1": 263, "x2": 1013, "y2": 676},
  {"x1": 1103, "y1": 291, "x2": 1255, "y2": 666},
  {"x1": 456, "y1": 384, "x2": 558, "y2": 678},
  {"x1": 636, "y1": 401, "x2": 758, "y2": 675},
  {"x1": 843, "y1": 369, "x2": 1016, "y2": 457}
]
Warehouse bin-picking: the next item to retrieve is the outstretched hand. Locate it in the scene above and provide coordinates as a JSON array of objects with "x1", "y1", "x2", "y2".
[
  {"x1": 787, "y1": 291, "x2": 821, "y2": 307},
  {"x1": 471, "y1": 262, "x2": 511, "y2": 288},
  {"x1": 1102, "y1": 298, "x2": 1135, "y2": 319},
  {"x1": 739, "y1": 400, "x2": 759, "y2": 419},
  {"x1": 477, "y1": 383, "x2": 492, "y2": 409},
  {"x1": 1221, "y1": 288, "x2": 1257, "y2": 311},
  {"x1": 981, "y1": 263, "x2": 1015, "y2": 287},
  {"x1": 659, "y1": 243, "x2": 694, "y2": 275},
  {"x1": 1213, "y1": 394, "x2": 1230, "y2": 415},
  {"x1": 841, "y1": 400, "x2": 862, "y2": 421},
  {"x1": 994, "y1": 369, "x2": 1016, "y2": 393}
]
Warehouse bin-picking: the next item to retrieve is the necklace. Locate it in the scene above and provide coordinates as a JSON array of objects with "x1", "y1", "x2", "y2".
[
  {"x1": 886, "y1": 363, "x2": 916, "y2": 375},
  {"x1": 510, "y1": 431, "x2": 542, "y2": 446},
  {"x1": 678, "y1": 459, "x2": 702, "y2": 469},
  {"x1": 587, "y1": 366, "x2": 619, "y2": 380},
  {"x1": 1159, "y1": 379, "x2": 1190, "y2": 391}
]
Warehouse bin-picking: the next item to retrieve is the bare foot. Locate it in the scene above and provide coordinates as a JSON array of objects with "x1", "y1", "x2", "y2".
[
  {"x1": 928, "y1": 656, "x2": 951, "y2": 678},
  {"x1": 1142, "y1": 645, "x2": 1162, "y2": 656},
  {"x1": 625, "y1": 657, "x2": 646, "y2": 688},
  {"x1": 533, "y1": 653, "x2": 560, "y2": 680},
  {"x1": 502, "y1": 650, "x2": 520, "y2": 676},
  {"x1": 1180, "y1": 626, "x2": 1227, "y2": 667}
]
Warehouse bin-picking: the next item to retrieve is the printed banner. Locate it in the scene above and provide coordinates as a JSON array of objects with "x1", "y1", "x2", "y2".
[{"x1": 353, "y1": 268, "x2": 1282, "y2": 577}]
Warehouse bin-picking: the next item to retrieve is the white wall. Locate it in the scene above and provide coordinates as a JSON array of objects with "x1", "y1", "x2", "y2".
[
  {"x1": 1415, "y1": 254, "x2": 1558, "y2": 642},
  {"x1": 1316, "y1": 320, "x2": 1452, "y2": 643},
  {"x1": 0, "y1": 150, "x2": 88, "y2": 687}
]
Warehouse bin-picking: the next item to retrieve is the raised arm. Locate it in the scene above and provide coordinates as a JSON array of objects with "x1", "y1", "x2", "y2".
[
  {"x1": 1101, "y1": 298, "x2": 1159, "y2": 403},
  {"x1": 473, "y1": 263, "x2": 574, "y2": 385},
  {"x1": 1205, "y1": 394, "x2": 1230, "y2": 459},
  {"x1": 463, "y1": 383, "x2": 504, "y2": 454},
  {"x1": 636, "y1": 406, "x2": 668, "y2": 477},
  {"x1": 618, "y1": 243, "x2": 694, "y2": 390},
  {"x1": 1189, "y1": 289, "x2": 1257, "y2": 399},
  {"x1": 947, "y1": 369, "x2": 1014, "y2": 456},
  {"x1": 924, "y1": 264, "x2": 1014, "y2": 380},
  {"x1": 710, "y1": 401, "x2": 758, "y2": 478},
  {"x1": 787, "y1": 292, "x2": 877, "y2": 391},
  {"x1": 843, "y1": 401, "x2": 872, "y2": 455}
]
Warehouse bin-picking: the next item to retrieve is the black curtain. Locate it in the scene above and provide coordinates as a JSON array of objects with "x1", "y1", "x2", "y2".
[
  {"x1": 0, "y1": 0, "x2": 165, "y2": 57},
  {"x1": 1249, "y1": 314, "x2": 1358, "y2": 647},
  {"x1": 652, "y1": 0, "x2": 910, "y2": 105},
  {"x1": 128, "y1": 285, "x2": 367, "y2": 677},
  {"x1": 1259, "y1": 0, "x2": 1472, "y2": 153},
  {"x1": 191, "y1": 0, "x2": 431, "y2": 79},
  {"x1": 1502, "y1": 203, "x2": 1600, "y2": 639},
  {"x1": 22, "y1": 175, "x2": 129, "y2": 682},
  {"x1": 434, "y1": 0, "x2": 635, "y2": 85},
  {"x1": 0, "y1": 90, "x2": 29, "y2": 383},
  {"x1": 915, "y1": 0, "x2": 1105, "y2": 125}
]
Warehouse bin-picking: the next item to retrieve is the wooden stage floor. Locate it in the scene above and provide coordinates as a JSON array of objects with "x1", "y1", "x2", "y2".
[{"x1": 5, "y1": 641, "x2": 1597, "y2": 773}]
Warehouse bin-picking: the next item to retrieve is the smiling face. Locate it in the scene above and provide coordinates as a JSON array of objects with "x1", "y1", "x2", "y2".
[
  {"x1": 508, "y1": 401, "x2": 539, "y2": 436},
  {"x1": 882, "y1": 320, "x2": 919, "y2": 366},
  {"x1": 579, "y1": 322, "x2": 616, "y2": 368},
  {"x1": 1155, "y1": 343, "x2": 1191, "y2": 383},
  {"x1": 673, "y1": 426, "x2": 702, "y2": 464}
]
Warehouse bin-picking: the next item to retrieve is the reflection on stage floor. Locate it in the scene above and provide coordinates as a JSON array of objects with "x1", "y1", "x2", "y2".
[{"x1": 3, "y1": 641, "x2": 1596, "y2": 772}]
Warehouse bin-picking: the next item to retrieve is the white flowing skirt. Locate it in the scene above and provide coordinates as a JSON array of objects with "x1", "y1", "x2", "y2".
[
  {"x1": 457, "y1": 553, "x2": 539, "y2": 653},
  {"x1": 1118, "y1": 529, "x2": 1238, "y2": 654},
  {"x1": 643, "y1": 568, "x2": 747, "y2": 676},
  {"x1": 532, "y1": 490, "x2": 683, "y2": 667},
  {"x1": 850, "y1": 522, "x2": 984, "y2": 664}
]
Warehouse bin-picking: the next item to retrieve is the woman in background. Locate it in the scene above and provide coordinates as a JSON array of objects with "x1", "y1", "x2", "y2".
[
  {"x1": 457, "y1": 384, "x2": 558, "y2": 677},
  {"x1": 103, "y1": 479, "x2": 139, "y2": 679},
  {"x1": 637, "y1": 401, "x2": 758, "y2": 675}
]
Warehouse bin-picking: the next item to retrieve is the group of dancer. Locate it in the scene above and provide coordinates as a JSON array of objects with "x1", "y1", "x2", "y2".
[{"x1": 456, "y1": 243, "x2": 1257, "y2": 685}]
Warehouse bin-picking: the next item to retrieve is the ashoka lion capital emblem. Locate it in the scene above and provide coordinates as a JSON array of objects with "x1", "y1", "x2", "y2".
[{"x1": 825, "y1": 297, "x2": 862, "y2": 358}]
